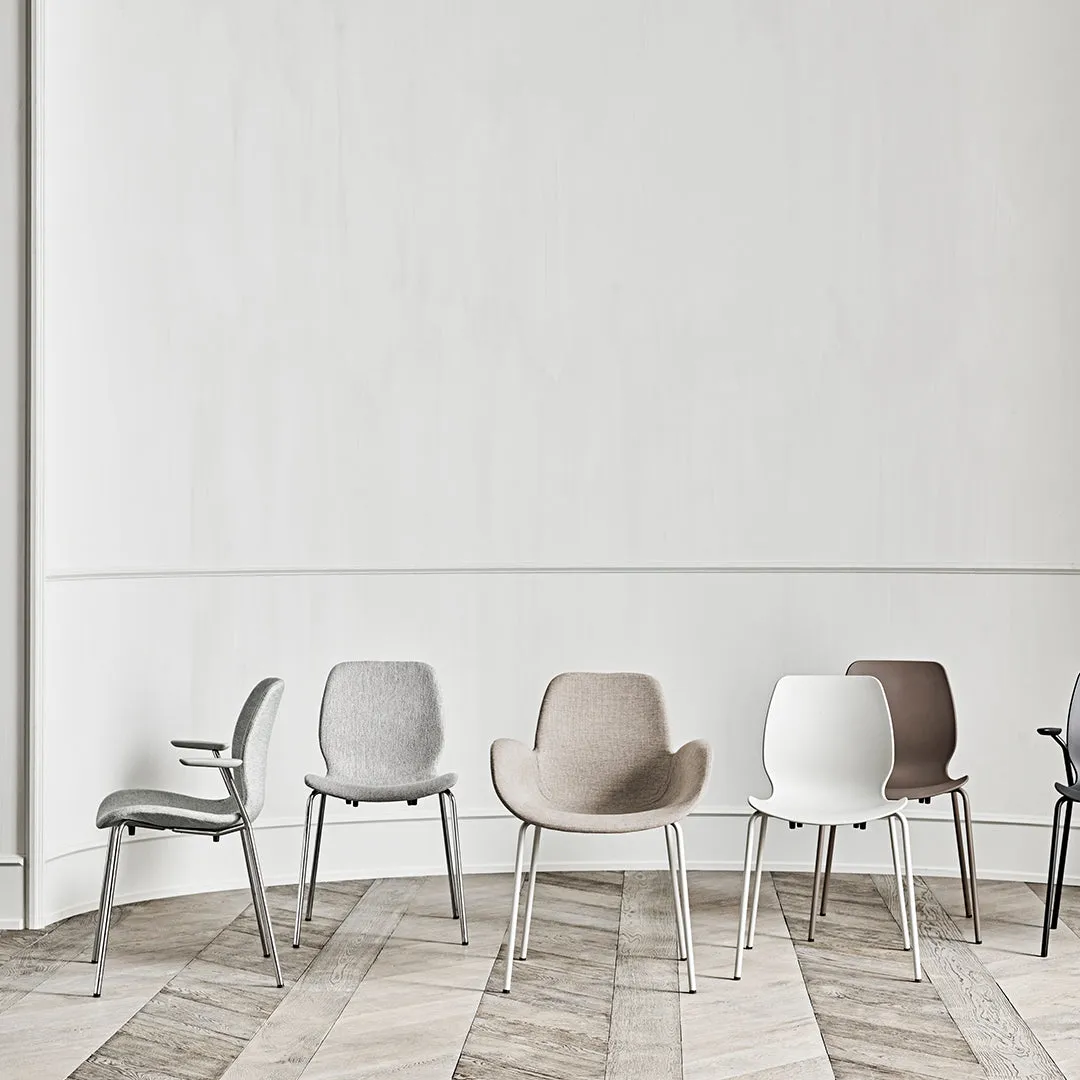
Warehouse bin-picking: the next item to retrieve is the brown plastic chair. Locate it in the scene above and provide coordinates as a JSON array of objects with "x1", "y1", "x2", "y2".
[{"x1": 815, "y1": 660, "x2": 980, "y2": 943}]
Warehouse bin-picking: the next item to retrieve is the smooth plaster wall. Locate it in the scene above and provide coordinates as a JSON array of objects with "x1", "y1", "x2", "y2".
[{"x1": 35, "y1": 1, "x2": 1080, "y2": 923}]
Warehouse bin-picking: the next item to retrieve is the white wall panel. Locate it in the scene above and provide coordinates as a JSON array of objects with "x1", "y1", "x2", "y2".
[
  {"x1": 41, "y1": 570, "x2": 1080, "y2": 920},
  {"x1": 34, "y1": 2, "x2": 1080, "y2": 921},
  {"x1": 41, "y1": 1, "x2": 1080, "y2": 573}
]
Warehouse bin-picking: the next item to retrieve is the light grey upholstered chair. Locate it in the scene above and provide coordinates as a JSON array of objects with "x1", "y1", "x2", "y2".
[
  {"x1": 92, "y1": 678, "x2": 285, "y2": 997},
  {"x1": 491, "y1": 672, "x2": 712, "y2": 993},
  {"x1": 293, "y1": 661, "x2": 467, "y2": 947}
]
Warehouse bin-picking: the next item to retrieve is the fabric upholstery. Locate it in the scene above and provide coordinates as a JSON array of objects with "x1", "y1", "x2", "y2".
[
  {"x1": 490, "y1": 672, "x2": 711, "y2": 833},
  {"x1": 311, "y1": 661, "x2": 454, "y2": 802},
  {"x1": 305, "y1": 771, "x2": 458, "y2": 803},
  {"x1": 96, "y1": 789, "x2": 241, "y2": 831},
  {"x1": 95, "y1": 678, "x2": 284, "y2": 832}
]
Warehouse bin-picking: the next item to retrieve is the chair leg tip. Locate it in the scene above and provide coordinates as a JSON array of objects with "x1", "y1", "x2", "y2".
[
  {"x1": 502, "y1": 988, "x2": 510, "y2": 994},
  {"x1": 92, "y1": 992, "x2": 101, "y2": 999}
]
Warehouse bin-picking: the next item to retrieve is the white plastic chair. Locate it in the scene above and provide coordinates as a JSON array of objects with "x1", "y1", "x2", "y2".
[{"x1": 733, "y1": 675, "x2": 921, "y2": 982}]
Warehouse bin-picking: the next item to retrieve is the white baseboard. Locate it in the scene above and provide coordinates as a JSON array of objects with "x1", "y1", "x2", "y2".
[
  {"x1": 0, "y1": 856, "x2": 26, "y2": 930},
  {"x1": 37, "y1": 807, "x2": 1071, "y2": 928}
]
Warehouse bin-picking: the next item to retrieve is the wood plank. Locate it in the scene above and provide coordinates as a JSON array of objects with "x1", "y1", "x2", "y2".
[
  {"x1": 932, "y1": 877, "x2": 1080, "y2": 1078},
  {"x1": 0, "y1": 888, "x2": 251, "y2": 1080},
  {"x1": 299, "y1": 873, "x2": 507, "y2": 1080},
  {"x1": 874, "y1": 873, "x2": 1062, "y2": 1080},
  {"x1": 773, "y1": 871, "x2": 982, "y2": 1080},
  {"x1": 605, "y1": 869, "x2": 681, "y2": 1080},
  {"x1": 453, "y1": 870, "x2": 621, "y2": 1080},
  {"x1": 681, "y1": 870, "x2": 830, "y2": 1080},
  {"x1": 217, "y1": 876, "x2": 420, "y2": 1080},
  {"x1": 69, "y1": 880, "x2": 368, "y2": 1080}
]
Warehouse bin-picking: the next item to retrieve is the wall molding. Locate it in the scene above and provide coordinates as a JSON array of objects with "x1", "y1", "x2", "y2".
[
  {"x1": 39, "y1": 808, "x2": 1074, "y2": 928},
  {"x1": 40, "y1": 802, "x2": 1065, "y2": 864},
  {"x1": 25, "y1": 0, "x2": 44, "y2": 930},
  {"x1": 42, "y1": 563, "x2": 1080, "y2": 583}
]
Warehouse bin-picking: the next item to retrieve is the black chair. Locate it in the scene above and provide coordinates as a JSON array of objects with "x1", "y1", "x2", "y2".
[{"x1": 1037, "y1": 673, "x2": 1080, "y2": 957}]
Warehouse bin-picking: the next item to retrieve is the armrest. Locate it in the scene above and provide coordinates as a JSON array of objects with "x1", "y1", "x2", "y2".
[
  {"x1": 1037, "y1": 727, "x2": 1077, "y2": 786},
  {"x1": 180, "y1": 756, "x2": 243, "y2": 769},
  {"x1": 171, "y1": 739, "x2": 229, "y2": 752},
  {"x1": 490, "y1": 738, "x2": 542, "y2": 820},
  {"x1": 663, "y1": 739, "x2": 713, "y2": 810}
]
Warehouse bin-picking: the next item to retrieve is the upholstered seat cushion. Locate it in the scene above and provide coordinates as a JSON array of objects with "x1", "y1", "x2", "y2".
[
  {"x1": 96, "y1": 788, "x2": 242, "y2": 832},
  {"x1": 490, "y1": 737, "x2": 709, "y2": 834},
  {"x1": 304, "y1": 771, "x2": 458, "y2": 803}
]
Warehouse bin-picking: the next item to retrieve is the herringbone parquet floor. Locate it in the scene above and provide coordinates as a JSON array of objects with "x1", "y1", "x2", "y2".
[{"x1": 1, "y1": 869, "x2": 1076, "y2": 1079}]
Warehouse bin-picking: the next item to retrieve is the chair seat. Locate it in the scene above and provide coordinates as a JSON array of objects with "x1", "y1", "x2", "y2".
[
  {"x1": 490, "y1": 737, "x2": 710, "y2": 834},
  {"x1": 304, "y1": 771, "x2": 458, "y2": 803},
  {"x1": 96, "y1": 788, "x2": 241, "y2": 832},
  {"x1": 887, "y1": 775, "x2": 968, "y2": 801},
  {"x1": 500, "y1": 799, "x2": 696, "y2": 834},
  {"x1": 748, "y1": 792, "x2": 908, "y2": 827}
]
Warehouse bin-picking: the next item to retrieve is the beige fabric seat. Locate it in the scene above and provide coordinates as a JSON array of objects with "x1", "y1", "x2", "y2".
[{"x1": 491, "y1": 672, "x2": 711, "y2": 993}]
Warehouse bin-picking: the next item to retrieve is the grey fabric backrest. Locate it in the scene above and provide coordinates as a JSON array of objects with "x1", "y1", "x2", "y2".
[
  {"x1": 230, "y1": 678, "x2": 285, "y2": 821},
  {"x1": 319, "y1": 661, "x2": 444, "y2": 783},
  {"x1": 533, "y1": 672, "x2": 672, "y2": 815},
  {"x1": 1067, "y1": 673, "x2": 1080, "y2": 766}
]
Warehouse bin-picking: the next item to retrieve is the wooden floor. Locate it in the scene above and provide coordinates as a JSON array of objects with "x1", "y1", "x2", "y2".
[{"x1": 1, "y1": 869, "x2": 1078, "y2": 1079}]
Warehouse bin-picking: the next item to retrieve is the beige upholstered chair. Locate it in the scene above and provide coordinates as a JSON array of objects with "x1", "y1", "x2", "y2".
[{"x1": 490, "y1": 672, "x2": 711, "y2": 993}]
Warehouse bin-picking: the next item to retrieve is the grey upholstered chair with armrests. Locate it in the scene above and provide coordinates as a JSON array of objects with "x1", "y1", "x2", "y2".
[
  {"x1": 92, "y1": 677, "x2": 285, "y2": 997},
  {"x1": 491, "y1": 672, "x2": 712, "y2": 994},
  {"x1": 293, "y1": 661, "x2": 467, "y2": 948}
]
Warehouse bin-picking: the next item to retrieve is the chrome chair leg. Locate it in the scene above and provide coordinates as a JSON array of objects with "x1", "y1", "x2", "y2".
[
  {"x1": 519, "y1": 826, "x2": 542, "y2": 959},
  {"x1": 950, "y1": 790, "x2": 973, "y2": 918},
  {"x1": 819, "y1": 825, "x2": 837, "y2": 916},
  {"x1": 503, "y1": 821, "x2": 530, "y2": 992},
  {"x1": 672, "y1": 821, "x2": 696, "y2": 993},
  {"x1": 242, "y1": 827, "x2": 283, "y2": 987},
  {"x1": 293, "y1": 790, "x2": 318, "y2": 948},
  {"x1": 734, "y1": 812, "x2": 761, "y2": 980},
  {"x1": 91, "y1": 825, "x2": 119, "y2": 965},
  {"x1": 888, "y1": 815, "x2": 911, "y2": 950},
  {"x1": 896, "y1": 814, "x2": 921, "y2": 981},
  {"x1": 438, "y1": 792, "x2": 460, "y2": 919},
  {"x1": 304, "y1": 794, "x2": 327, "y2": 922},
  {"x1": 664, "y1": 825, "x2": 687, "y2": 960},
  {"x1": 241, "y1": 827, "x2": 271, "y2": 957},
  {"x1": 92, "y1": 824, "x2": 124, "y2": 997},
  {"x1": 808, "y1": 826, "x2": 827, "y2": 942},
  {"x1": 446, "y1": 789, "x2": 468, "y2": 945},
  {"x1": 746, "y1": 814, "x2": 770, "y2": 949},
  {"x1": 957, "y1": 787, "x2": 981, "y2": 944}
]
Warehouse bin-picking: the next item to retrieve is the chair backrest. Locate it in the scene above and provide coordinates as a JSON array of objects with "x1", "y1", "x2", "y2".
[
  {"x1": 319, "y1": 661, "x2": 444, "y2": 784},
  {"x1": 533, "y1": 672, "x2": 672, "y2": 814},
  {"x1": 230, "y1": 677, "x2": 285, "y2": 821},
  {"x1": 761, "y1": 675, "x2": 894, "y2": 802},
  {"x1": 1067, "y1": 673, "x2": 1080, "y2": 767},
  {"x1": 846, "y1": 660, "x2": 956, "y2": 790}
]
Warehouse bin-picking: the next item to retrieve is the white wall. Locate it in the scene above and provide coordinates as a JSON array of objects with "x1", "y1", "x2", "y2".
[
  {"x1": 35, "y1": 1, "x2": 1080, "y2": 923},
  {"x1": 0, "y1": 0, "x2": 25, "y2": 928}
]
